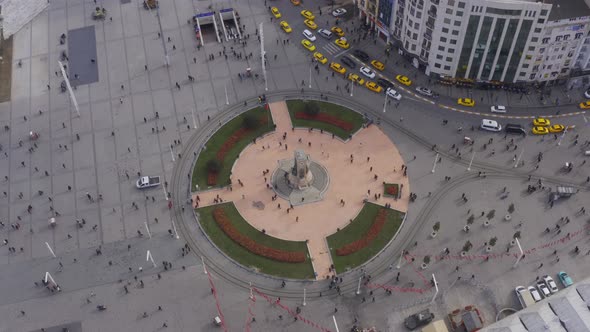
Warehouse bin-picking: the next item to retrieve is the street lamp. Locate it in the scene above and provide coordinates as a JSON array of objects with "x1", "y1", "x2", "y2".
[
  {"x1": 430, "y1": 274, "x2": 438, "y2": 304},
  {"x1": 513, "y1": 237, "x2": 524, "y2": 268}
]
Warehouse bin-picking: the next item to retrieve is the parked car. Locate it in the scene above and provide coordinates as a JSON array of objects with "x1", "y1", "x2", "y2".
[
  {"x1": 528, "y1": 286, "x2": 543, "y2": 302},
  {"x1": 536, "y1": 280, "x2": 551, "y2": 298},
  {"x1": 332, "y1": 8, "x2": 347, "y2": 17},
  {"x1": 543, "y1": 275, "x2": 559, "y2": 293},
  {"x1": 558, "y1": 271, "x2": 573, "y2": 287},
  {"x1": 415, "y1": 87, "x2": 433, "y2": 97},
  {"x1": 491, "y1": 105, "x2": 507, "y2": 113},
  {"x1": 404, "y1": 309, "x2": 434, "y2": 330},
  {"x1": 386, "y1": 88, "x2": 402, "y2": 100},
  {"x1": 353, "y1": 50, "x2": 369, "y2": 61},
  {"x1": 302, "y1": 29, "x2": 316, "y2": 41},
  {"x1": 377, "y1": 78, "x2": 394, "y2": 89},
  {"x1": 515, "y1": 286, "x2": 536, "y2": 308},
  {"x1": 340, "y1": 56, "x2": 356, "y2": 68}
]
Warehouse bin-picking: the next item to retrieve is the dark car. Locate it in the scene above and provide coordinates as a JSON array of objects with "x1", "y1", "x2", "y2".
[
  {"x1": 340, "y1": 56, "x2": 356, "y2": 69},
  {"x1": 505, "y1": 123, "x2": 526, "y2": 136},
  {"x1": 377, "y1": 78, "x2": 394, "y2": 89},
  {"x1": 352, "y1": 49, "x2": 369, "y2": 62},
  {"x1": 404, "y1": 309, "x2": 434, "y2": 330}
]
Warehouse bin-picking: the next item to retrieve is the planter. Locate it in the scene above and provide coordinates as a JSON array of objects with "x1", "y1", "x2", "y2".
[
  {"x1": 485, "y1": 246, "x2": 492, "y2": 253},
  {"x1": 483, "y1": 220, "x2": 490, "y2": 227},
  {"x1": 460, "y1": 251, "x2": 467, "y2": 257},
  {"x1": 463, "y1": 225, "x2": 470, "y2": 233},
  {"x1": 430, "y1": 231, "x2": 438, "y2": 239},
  {"x1": 504, "y1": 214, "x2": 512, "y2": 221},
  {"x1": 510, "y1": 239, "x2": 516, "y2": 247},
  {"x1": 421, "y1": 263, "x2": 428, "y2": 270}
]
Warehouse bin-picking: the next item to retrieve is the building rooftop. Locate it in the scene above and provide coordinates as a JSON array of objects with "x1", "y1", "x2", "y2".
[{"x1": 544, "y1": 0, "x2": 590, "y2": 21}]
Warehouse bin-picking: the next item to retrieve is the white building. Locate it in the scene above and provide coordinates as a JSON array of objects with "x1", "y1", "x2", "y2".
[{"x1": 357, "y1": 0, "x2": 590, "y2": 84}]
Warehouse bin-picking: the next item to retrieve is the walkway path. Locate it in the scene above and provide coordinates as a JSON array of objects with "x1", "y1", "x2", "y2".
[{"x1": 193, "y1": 101, "x2": 410, "y2": 279}]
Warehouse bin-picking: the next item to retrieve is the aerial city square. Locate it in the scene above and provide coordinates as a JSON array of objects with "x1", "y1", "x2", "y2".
[{"x1": 1, "y1": 0, "x2": 590, "y2": 331}]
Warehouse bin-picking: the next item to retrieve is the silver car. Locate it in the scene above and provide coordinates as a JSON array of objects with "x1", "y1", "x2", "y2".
[
  {"x1": 332, "y1": 8, "x2": 347, "y2": 17},
  {"x1": 536, "y1": 281, "x2": 551, "y2": 297}
]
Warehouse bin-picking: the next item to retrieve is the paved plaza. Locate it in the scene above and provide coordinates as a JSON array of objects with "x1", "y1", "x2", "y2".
[{"x1": 0, "y1": 0, "x2": 589, "y2": 331}]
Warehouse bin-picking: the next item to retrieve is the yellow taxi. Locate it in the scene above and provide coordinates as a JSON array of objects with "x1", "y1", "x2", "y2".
[
  {"x1": 548, "y1": 124, "x2": 565, "y2": 133},
  {"x1": 313, "y1": 52, "x2": 328, "y2": 64},
  {"x1": 291, "y1": 0, "x2": 300, "y2": 5},
  {"x1": 301, "y1": 39, "x2": 316, "y2": 52},
  {"x1": 579, "y1": 101, "x2": 590, "y2": 109},
  {"x1": 334, "y1": 38, "x2": 350, "y2": 49},
  {"x1": 365, "y1": 81, "x2": 383, "y2": 93},
  {"x1": 533, "y1": 117, "x2": 550, "y2": 126},
  {"x1": 371, "y1": 60, "x2": 385, "y2": 71},
  {"x1": 330, "y1": 62, "x2": 346, "y2": 75},
  {"x1": 331, "y1": 26, "x2": 345, "y2": 37},
  {"x1": 271, "y1": 7, "x2": 281, "y2": 19},
  {"x1": 347, "y1": 73, "x2": 365, "y2": 85},
  {"x1": 280, "y1": 21, "x2": 292, "y2": 33},
  {"x1": 395, "y1": 75, "x2": 412, "y2": 86},
  {"x1": 304, "y1": 19, "x2": 317, "y2": 30},
  {"x1": 532, "y1": 126, "x2": 549, "y2": 135},
  {"x1": 457, "y1": 98, "x2": 475, "y2": 107},
  {"x1": 301, "y1": 10, "x2": 315, "y2": 20}
]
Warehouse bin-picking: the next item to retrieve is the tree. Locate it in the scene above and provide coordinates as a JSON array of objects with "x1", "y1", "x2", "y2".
[
  {"x1": 507, "y1": 203, "x2": 515, "y2": 214},
  {"x1": 423, "y1": 255, "x2": 431, "y2": 265},
  {"x1": 206, "y1": 159, "x2": 222, "y2": 173},
  {"x1": 463, "y1": 241, "x2": 472, "y2": 252},
  {"x1": 303, "y1": 101, "x2": 320, "y2": 116},
  {"x1": 513, "y1": 231, "x2": 521, "y2": 239},
  {"x1": 489, "y1": 237, "x2": 498, "y2": 246},
  {"x1": 467, "y1": 214, "x2": 475, "y2": 225},
  {"x1": 242, "y1": 114, "x2": 260, "y2": 130},
  {"x1": 432, "y1": 222, "x2": 440, "y2": 232},
  {"x1": 486, "y1": 209, "x2": 496, "y2": 220}
]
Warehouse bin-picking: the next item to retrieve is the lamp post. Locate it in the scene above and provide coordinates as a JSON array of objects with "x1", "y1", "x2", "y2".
[
  {"x1": 58, "y1": 61, "x2": 81, "y2": 117},
  {"x1": 513, "y1": 237, "x2": 524, "y2": 268},
  {"x1": 430, "y1": 274, "x2": 439, "y2": 304}
]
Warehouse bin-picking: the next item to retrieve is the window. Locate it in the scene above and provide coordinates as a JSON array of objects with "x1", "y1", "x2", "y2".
[
  {"x1": 529, "y1": 73, "x2": 536, "y2": 80},
  {"x1": 528, "y1": 46, "x2": 535, "y2": 51},
  {"x1": 413, "y1": 33, "x2": 418, "y2": 39},
  {"x1": 539, "y1": 47, "x2": 545, "y2": 53},
  {"x1": 444, "y1": 65, "x2": 451, "y2": 70},
  {"x1": 407, "y1": 30, "x2": 411, "y2": 37},
  {"x1": 452, "y1": 30, "x2": 459, "y2": 35},
  {"x1": 446, "y1": 57, "x2": 453, "y2": 61},
  {"x1": 457, "y1": 11, "x2": 463, "y2": 17},
  {"x1": 450, "y1": 39, "x2": 457, "y2": 44},
  {"x1": 575, "y1": 32, "x2": 583, "y2": 39},
  {"x1": 444, "y1": 18, "x2": 451, "y2": 24},
  {"x1": 557, "y1": 54, "x2": 563, "y2": 59},
  {"x1": 534, "y1": 28, "x2": 542, "y2": 33},
  {"x1": 448, "y1": 0, "x2": 455, "y2": 6},
  {"x1": 519, "y1": 72, "x2": 526, "y2": 77},
  {"x1": 458, "y1": 2, "x2": 465, "y2": 9},
  {"x1": 411, "y1": 44, "x2": 416, "y2": 51},
  {"x1": 522, "y1": 64, "x2": 529, "y2": 68},
  {"x1": 440, "y1": 37, "x2": 447, "y2": 42},
  {"x1": 540, "y1": 9, "x2": 548, "y2": 16},
  {"x1": 446, "y1": 8, "x2": 453, "y2": 14},
  {"x1": 537, "y1": 18, "x2": 545, "y2": 24},
  {"x1": 438, "y1": 45, "x2": 445, "y2": 51},
  {"x1": 416, "y1": 11, "x2": 422, "y2": 19},
  {"x1": 556, "y1": 36, "x2": 562, "y2": 42},
  {"x1": 414, "y1": 22, "x2": 420, "y2": 29},
  {"x1": 442, "y1": 27, "x2": 449, "y2": 33},
  {"x1": 542, "y1": 37, "x2": 550, "y2": 44},
  {"x1": 531, "y1": 37, "x2": 538, "y2": 42},
  {"x1": 525, "y1": 55, "x2": 532, "y2": 60},
  {"x1": 448, "y1": 48, "x2": 455, "y2": 53},
  {"x1": 454, "y1": 20, "x2": 461, "y2": 26},
  {"x1": 435, "y1": 63, "x2": 441, "y2": 68},
  {"x1": 563, "y1": 35, "x2": 569, "y2": 40},
  {"x1": 436, "y1": 54, "x2": 443, "y2": 59}
]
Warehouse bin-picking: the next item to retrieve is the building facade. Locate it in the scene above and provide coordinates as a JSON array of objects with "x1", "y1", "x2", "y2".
[{"x1": 355, "y1": 0, "x2": 590, "y2": 84}]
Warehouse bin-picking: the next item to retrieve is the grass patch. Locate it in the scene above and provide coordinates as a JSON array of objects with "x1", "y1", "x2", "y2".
[
  {"x1": 192, "y1": 107, "x2": 273, "y2": 190},
  {"x1": 0, "y1": 36, "x2": 13, "y2": 102},
  {"x1": 197, "y1": 203, "x2": 315, "y2": 279},
  {"x1": 383, "y1": 183, "x2": 400, "y2": 198},
  {"x1": 286, "y1": 100, "x2": 364, "y2": 139},
  {"x1": 327, "y1": 203, "x2": 404, "y2": 273}
]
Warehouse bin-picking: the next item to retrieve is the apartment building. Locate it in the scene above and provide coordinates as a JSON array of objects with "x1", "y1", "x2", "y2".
[{"x1": 355, "y1": 0, "x2": 590, "y2": 84}]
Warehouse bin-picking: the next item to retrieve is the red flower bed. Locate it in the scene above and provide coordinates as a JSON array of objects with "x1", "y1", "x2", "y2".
[
  {"x1": 386, "y1": 184, "x2": 398, "y2": 197},
  {"x1": 207, "y1": 172, "x2": 218, "y2": 186},
  {"x1": 212, "y1": 208, "x2": 306, "y2": 263},
  {"x1": 295, "y1": 112, "x2": 353, "y2": 131},
  {"x1": 336, "y1": 209, "x2": 388, "y2": 256}
]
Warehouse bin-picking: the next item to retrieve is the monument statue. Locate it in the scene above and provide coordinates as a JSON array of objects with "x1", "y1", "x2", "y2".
[{"x1": 288, "y1": 150, "x2": 314, "y2": 189}]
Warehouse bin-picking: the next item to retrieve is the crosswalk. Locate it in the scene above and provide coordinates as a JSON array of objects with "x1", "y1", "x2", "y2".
[{"x1": 322, "y1": 43, "x2": 343, "y2": 55}]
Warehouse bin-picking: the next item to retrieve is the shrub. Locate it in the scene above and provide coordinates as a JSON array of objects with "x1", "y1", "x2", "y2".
[
  {"x1": 508, "y1": 203, "x2": 515, "y2": 214},
  {"x1": 486, "y1": 209, "x2": 496, "y2": 220},
  {"x1": 303, "y1": 101, "x2": 320, "y2": 116},
  {"x1": 206, "y1": 159, "x2": 222, "y2": 173},
  {"x1": 385, "y1": 184, "x2": 399, "y2": 197},
  {"x1": 432, "y1": 222, "x2": 440, "y2": 232},
  {"x1": 467, "y1": 214, "x2": 475, "y2": 225},
  {"x1": 242, "y1": 114, "x2": 260, "y2": 130},
  {"x1": 463, "y1": 241, "x2": 472, "y2": 252},
  {"x1": 489, "y1": 237, "x2": 498, "y2": 246},
  {"x1": 513, "y1": 231, "x2": 521, "y2": 239},
  {"x1": 423, "y1": 255, "x2": 431, "y2": 265}
]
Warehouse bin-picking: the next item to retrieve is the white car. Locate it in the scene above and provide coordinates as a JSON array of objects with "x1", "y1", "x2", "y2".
[
  {"x1": 543, "y1": 275, "x2": 559, "y2": 293},
  {"x1": 584, "y1": 90, "x2": 590, "y2": 98},
  {"x1": 536, "y1": 281, "x2": 551, "y2": 298},
  {"x1": 491, "y1": 105, "x2": 507, "y2": 113},
  {"x1": 359, "y1": 66, "x2": 376, "y2": 79},
  {"x1": 302, "y1": 29, "x2": 316, "y2": 41},
  {"x1": 415, "y1": 87, "x2": 433, "y2": 97},
  {"x1": 386, "y1": 87, "x2": 402, "y2": 100},
  {"x1": 332, "y1": 8, "x2": 347, "y2": 17},
  {"x1": 528, "y1": 286, "x2": 543, "y2": 302}
]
